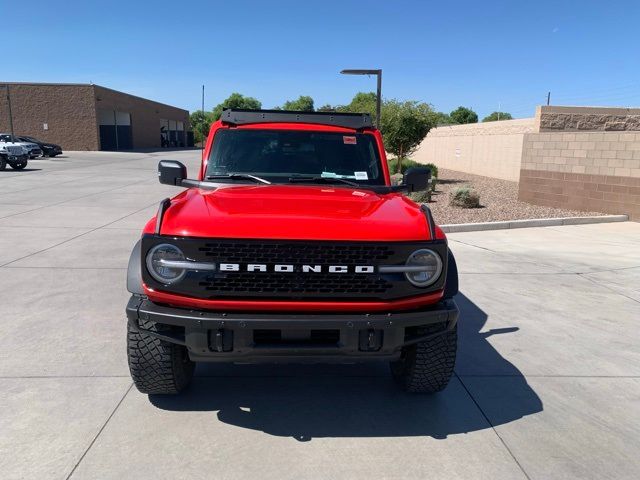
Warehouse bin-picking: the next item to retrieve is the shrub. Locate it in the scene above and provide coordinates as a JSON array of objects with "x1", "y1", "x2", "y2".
[
  {"x1": 423, "y1": 162, "x2": 438, "y2": 179},
  {"x1": 390, "y1": 172, "x2": 404, "y2": 186},
  {"x1": 409, "y1": 189, "x2": 431, "y2": 204},
  {"x1": 388, "y1": 157, "x2": 422, "y2": 174},
  {"x1": 449, "y1": 185, "x2": 480, "y2": 208},
  {"x1": 423, "y1": 163, "x2": 438, "y2": 192},
  {"x1": 388, "y1": 159, "x2": 438, "y2": 194}
]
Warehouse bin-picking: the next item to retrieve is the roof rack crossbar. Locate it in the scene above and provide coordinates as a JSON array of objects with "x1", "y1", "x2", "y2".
[{"x1": 220, "y1": 109, "x2": 373, "y2": 130}]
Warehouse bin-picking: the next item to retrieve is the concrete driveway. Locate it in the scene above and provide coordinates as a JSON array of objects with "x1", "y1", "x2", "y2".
[{"x1": 1, "y1": 151, "x2": 639, "y2": 480}]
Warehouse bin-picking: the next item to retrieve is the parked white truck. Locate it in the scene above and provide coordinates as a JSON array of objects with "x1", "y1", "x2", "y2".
[{"x1": 0, "y1": 137, "x2": 29, "y2": 170}]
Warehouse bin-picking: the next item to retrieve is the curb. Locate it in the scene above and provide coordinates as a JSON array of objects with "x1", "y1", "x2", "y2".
[{"x1": 440, "y1": 215, "x2": 629, "y2": 233}]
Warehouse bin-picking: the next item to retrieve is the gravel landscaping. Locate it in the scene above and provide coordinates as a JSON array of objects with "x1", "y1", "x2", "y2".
[{"x1": 427, "y1": 168, "x2": 605, "y2": 225}]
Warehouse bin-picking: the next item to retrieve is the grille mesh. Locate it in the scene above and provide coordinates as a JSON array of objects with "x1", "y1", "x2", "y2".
[
  {"x1": 198, "y1": 242, "x2": 393, "y2": 264},
  {"x1": 195, "y1": 241, "x2": 394, "y2": 297}
]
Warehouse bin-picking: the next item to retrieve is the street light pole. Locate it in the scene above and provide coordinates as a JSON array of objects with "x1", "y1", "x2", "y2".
[
  {"x1": 375, "y1": 70, "x2": 382, "y2": 130},
  {"x1": 340, "y1": 69, "x2": 382, "y2": 129},
  {"x1": 2, "y1": 85, "x2": 15, "y2": 140}
]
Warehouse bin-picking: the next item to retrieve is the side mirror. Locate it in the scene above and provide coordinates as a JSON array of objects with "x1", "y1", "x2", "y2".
[
  {"x1": 158, "y1": 160, "x2": 187, "y2": 186},
  {"x1": 403, "y1": 167, "x2": 431, "y2": 192}
]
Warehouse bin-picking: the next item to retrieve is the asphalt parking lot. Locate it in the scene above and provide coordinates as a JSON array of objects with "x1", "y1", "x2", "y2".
[{"x1": 1, "y1": 150, "x2": 639, "y2": 480}]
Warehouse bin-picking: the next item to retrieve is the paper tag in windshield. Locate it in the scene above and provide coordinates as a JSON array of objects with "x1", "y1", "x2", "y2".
[
  {"x1": 343, "y1": 136, "x2": 357, "y2": 144},
  {"x1": 354, "y1": 171, "x2": 368, "y2": 180}
]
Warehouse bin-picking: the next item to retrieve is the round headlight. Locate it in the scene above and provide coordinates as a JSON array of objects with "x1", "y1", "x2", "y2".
[
  {"x1": 146, "y1": 244, "x2": 187, "y2": 284},
  {"x1": 405, "y1": 249, "x2": 443, "y2": 287}
]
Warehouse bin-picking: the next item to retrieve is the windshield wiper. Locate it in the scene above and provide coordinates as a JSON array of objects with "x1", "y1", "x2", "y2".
[
  {"x1": 206, "y1": 174, "x2": 271, "y2": 184},
  {"x1": 288, "y1": 176, "x2": 359, "y2": 187}
]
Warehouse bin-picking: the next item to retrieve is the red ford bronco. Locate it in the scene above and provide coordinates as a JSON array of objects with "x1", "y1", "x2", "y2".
[{"x1": 126, "y1": 109, "x2": 459, "y2": 395}]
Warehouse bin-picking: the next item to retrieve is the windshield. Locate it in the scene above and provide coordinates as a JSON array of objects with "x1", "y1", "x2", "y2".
[{"x1": 206, "y1": 129, "x2": 385, "y2": 185}]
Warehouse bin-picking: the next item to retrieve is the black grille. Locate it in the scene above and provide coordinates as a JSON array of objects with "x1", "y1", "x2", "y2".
[
  {"x1": 141, "y1": 236, "x2": 448, "y2": 301},
  {"x1": 196, "y1": 242, "x2": 393, "y2": 297},
  {"x1": 199, "y1": 272, "x2": 392, "y2": 295},
  {"x1": 198, "y1": 242, "x2": 394, "y2": 264}
]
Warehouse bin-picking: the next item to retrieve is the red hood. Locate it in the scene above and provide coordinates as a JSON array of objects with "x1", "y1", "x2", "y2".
[{"x1": 149, "y1": 185, "x2": 433, "y2": 241}]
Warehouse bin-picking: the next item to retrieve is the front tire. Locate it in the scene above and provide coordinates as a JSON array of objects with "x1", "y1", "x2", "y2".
[
  {"x1": 127, "y1": 319, "x2": 195, "y2": 394},
  {"x1": 10, "y1": 159, "x2": 27, "y2": 170},
  {"x1": 0, "y1": 158, "x2": 6, "y2": 171},
  {"x1": 391, "y1": 322, "x2": 457, "y2": 393}
]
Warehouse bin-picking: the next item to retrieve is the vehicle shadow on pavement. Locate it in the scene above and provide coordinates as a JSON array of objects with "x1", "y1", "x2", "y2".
[{"x1": 150, "y1": 293, "x2": 542, "y2": 440}]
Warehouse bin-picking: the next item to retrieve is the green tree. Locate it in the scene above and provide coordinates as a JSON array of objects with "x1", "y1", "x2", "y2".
[
  {"x1": 482, "y1": 111, "x2": 513, "y2": 122},
  {"x1": 317, "y1": 104, "x2": 336, "y2": 112},
  {"x1": 338, "y1": 92, "x2": 377, "y2": 115},
  {"x1": 212, "y1": 93, "x2": 262, "y2": 121},
  {"x1": 189, "y1": 110, "x2": 214, "y2": 144},
  {"x1": 432, "y1": 111, "x2": 455, "y2": 126},
  {"x1": 282, "y1": 95, "x2": 315, "y2": 111},
  {"x1": 450, "y1": 106, "x2": 478, "y2": 124},
  {"x1": 381, "y1": 100, "x2": 436, "y2": 173}
]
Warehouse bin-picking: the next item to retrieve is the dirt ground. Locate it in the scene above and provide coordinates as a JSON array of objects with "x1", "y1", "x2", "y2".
[{"x1": 428, "y1": 168, "x2": 604, "y2": 224}]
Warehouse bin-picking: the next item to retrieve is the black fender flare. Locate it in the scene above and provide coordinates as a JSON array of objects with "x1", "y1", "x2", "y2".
[
  {"x1": 127, "y1": 239, "x2": 144, "y2": 295},
  {"x1": 444, "y1": 248, "x2": 459, "y2": 299}
]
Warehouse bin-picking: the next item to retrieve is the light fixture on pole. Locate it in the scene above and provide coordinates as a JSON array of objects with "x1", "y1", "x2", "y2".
[
  {"x1": 340, "y1": 69, "x2": 382, "y2": 129},
  {"x1": 1, "y1": 85, "x2": 15, "y2": 140}
]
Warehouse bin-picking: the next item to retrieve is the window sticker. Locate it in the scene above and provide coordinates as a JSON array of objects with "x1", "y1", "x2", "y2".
[
  {"x1": 343, "y1": 136, "x2": 357, "y2": 144},
  {"x1": 354, "y1": 171, "x2": 369, "y2": 180}
]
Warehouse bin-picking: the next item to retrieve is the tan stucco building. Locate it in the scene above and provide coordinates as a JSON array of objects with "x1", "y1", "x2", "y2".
[{"x1": 0, "y1": 83, "x2": 191, "y2": 151}]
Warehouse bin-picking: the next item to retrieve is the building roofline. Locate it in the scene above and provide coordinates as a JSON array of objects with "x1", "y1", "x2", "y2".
[
  {"x1": 1, "y1": 81, "x2": 189, "y2": 113},
  {"x1": 1, "y1": 82, "x2": 94, "y2": 87}
]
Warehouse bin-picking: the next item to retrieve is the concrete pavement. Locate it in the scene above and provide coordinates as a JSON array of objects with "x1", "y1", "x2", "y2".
[{"x1": 0, "y1": 151, "x2": 638, "y2": 479}]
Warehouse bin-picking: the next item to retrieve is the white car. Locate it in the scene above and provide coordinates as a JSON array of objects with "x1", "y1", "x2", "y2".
[
  {"x1": 0, "y1": 140, "x2": 29, "y2": 171},
  {"x1": 0, "y1": 134, "x2": 42, "y2": 159}
]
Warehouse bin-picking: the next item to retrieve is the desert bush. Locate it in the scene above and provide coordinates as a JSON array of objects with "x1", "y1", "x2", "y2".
[
  {"x1": 388, "y1": 157, "x2": 422, "y2": 174},
  {"x1": 423, "y1": 163, "x2": 438, "y2": 191},
  {"x1": 388, "y1": 159, "x2": 438, "y2": 191},
  {"x1": 449, "y1": 185, "x2": 480, "y2": 208},
  {"x1": 390, "y1": 172, "x2": 404, "y2": 186},
  {"x1": 423, "y1": 162, "x2": 438, "y2": 179},
  {"x1": 409, "y1": 189, "x2": 431, "y2": 203}
]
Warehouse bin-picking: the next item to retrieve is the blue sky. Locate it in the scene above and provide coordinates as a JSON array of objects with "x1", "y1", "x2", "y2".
[{"x1": 5, "y1": 0, "x2": 640, "y2": 119}]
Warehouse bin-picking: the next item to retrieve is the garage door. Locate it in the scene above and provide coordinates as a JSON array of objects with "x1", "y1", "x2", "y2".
[{"x1": 99, "y1": 110, "x2": 132, "y2": 151}]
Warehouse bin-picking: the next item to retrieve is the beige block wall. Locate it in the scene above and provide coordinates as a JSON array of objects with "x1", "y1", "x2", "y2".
[
  {"x1": 412, "y1": 118, "x2": 535, "y2": 181},
  {"x1": 519, "y1": 131, "x2": 640, "y2": 220},
  {"x1": 521, "y1": 131, "x2": 640, "y2": 177},
  {"x1": 536, "y1": 105, "x2": 640, "y2": 132}
]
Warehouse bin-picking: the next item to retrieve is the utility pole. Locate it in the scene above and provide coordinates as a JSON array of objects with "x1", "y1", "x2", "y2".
[
  {"x1": 201, "y1": 85, "x2": 205, "y2": 160},
  {"x1": 340, "y1": 69, "x2": 383, "y2": 129},
  {"x1": 547, "y1": 91, "x2": 551, "y2": 106},
  {"x1": 3, "y1": 85, "x2": 16, "y2": 140},
  {"x1": 375, "y1": 71, "x2": 382, "y2": 130}
]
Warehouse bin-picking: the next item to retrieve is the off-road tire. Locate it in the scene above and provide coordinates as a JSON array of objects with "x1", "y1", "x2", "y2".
[
  {"x1": 127, "y1": 318, "x2": 195, "y2": 394},
  {"x1": 10, "y1": 159, "x2": 27, "y2": 170},
  {"x1": 391, "y1": 322, "x2": 457, "y2": 393},
  {"x1": 0, "y1": 158, "x2": 6, "y2": 171}
]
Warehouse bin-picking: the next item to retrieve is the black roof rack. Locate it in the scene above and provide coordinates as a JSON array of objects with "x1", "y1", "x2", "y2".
[{"x1": 220, "y1": 109, "x2": 373, "y2": 130}]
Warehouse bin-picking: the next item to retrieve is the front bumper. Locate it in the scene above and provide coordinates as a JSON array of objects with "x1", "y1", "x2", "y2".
[
  {"x1": 126, "y1": 296, "x2": 458, "y2": 363},
  {"x1": 44, "y1": 146, "x2": 62, "y2": 155},
  {"x1": 6, "y1": 154, "x2": 28, "y2": 162}
]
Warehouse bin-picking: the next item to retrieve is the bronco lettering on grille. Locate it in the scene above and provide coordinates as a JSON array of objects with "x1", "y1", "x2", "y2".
[{"x1": 218, "y1": 263, "x2": 375, "y2": 273}]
